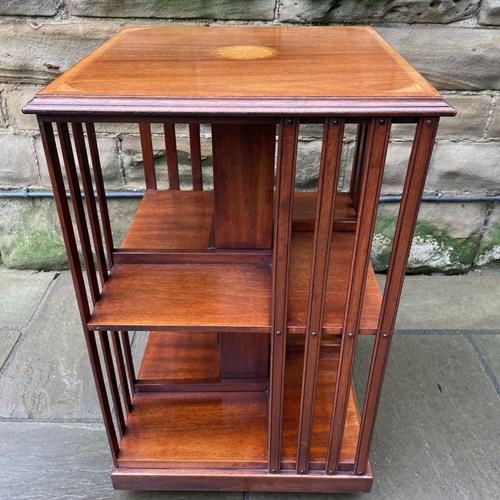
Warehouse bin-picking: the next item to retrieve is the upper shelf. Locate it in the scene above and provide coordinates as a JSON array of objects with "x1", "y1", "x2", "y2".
[{"x1": 23, "y1": 26, "x2": 455, "y2": 117}]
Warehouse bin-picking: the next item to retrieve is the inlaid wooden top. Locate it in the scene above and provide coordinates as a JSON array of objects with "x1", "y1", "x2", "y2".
[{"x1": 24, "y1": 26, "x2": 454, "y2": 116}]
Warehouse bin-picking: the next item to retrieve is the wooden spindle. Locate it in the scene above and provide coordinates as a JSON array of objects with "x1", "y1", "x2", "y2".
[
  {"x1": 354, "y1": 117, "x2": 439, "y2": 474},
  {"x1": 326, "y1": 118, "x2": 391, "y2": 475},
  {"x1": 139, "y1": 122, "x2": 157, "y2": 190},
  {"x1": 268, "y1": 117, "x2": 299, "y2": 474},
  {"x1": 189, "y1": 123, "x2": 203, "y2": 191},
  {"x1": 296, "y1": 118, "x2": 344, "y2": 474},
  {"x1": 164, "y1": 123, "x2": 180, "y2": 190}
]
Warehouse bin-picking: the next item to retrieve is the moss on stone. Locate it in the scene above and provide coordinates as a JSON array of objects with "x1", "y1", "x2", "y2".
[
  {"x1": 1, "y1": 229, "x2": 68, "y2": 271},
  {"x1": 476, "y1": 223, "x2": 500, "y2": 267},
  {"x1": 371, "y1": 214, "x2": 477, "y2": 274}
]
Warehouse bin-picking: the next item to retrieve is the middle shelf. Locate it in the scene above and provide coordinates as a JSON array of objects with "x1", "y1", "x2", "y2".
[{"x1": 88, "y1": 230, "x2": 381, "y2": 333}]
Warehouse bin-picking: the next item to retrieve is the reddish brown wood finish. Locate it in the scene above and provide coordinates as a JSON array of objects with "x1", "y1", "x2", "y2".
[
  {"x1": 296, "y1": 118, "x2": 344, "y2": 474},
  {"x1": 269, "y1": 118, "x2": 299, "y2": 473},
  {"x1": 354, "y1": 117, "x2": 440, "y2": 474},
  {"x1": 212, "y1": 123, "x2": 275, "y2": 249},
  {"x1": 327, "y1": 118, "x2": 391, "y2": 474},
  {"x1": 164, "y1": 123, "x2": 180, "y2": 190},
  {"x1": 30, "y1": 25, "x2": 453, "y2": 495}
]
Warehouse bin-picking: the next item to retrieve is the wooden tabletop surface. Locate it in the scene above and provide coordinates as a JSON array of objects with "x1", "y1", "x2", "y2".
[{"x1": 25, "y1": 26, "x2": 455, "y2": 116}]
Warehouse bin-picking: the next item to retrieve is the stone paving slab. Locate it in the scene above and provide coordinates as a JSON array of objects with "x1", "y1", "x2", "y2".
[
  {"x1": 468, "y1": 334, "x2": 500, "y2": 395},
  {"x1": 391, "y1": 273, "x2": 500, "y2": 331},
  {"x1": 0, "y1": 270, "x2": 55, "y2": 329},
  {"x1": 0, "y1": 421, "x2": 242, "y2": 500},
  {"x1": 253, "y1": 334, "x2": 500, "y2": 500},
  {"x1": 0, "y1": 330, "x2": 19, "y2": 369},
  {"x1": 0, "y1": 273, "x2": 99, "y2": 420}
]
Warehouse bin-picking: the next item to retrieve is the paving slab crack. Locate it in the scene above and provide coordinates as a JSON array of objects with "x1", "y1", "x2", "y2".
[{"x1": 465, "y1": 333, "x2": 500, "y2": 397}]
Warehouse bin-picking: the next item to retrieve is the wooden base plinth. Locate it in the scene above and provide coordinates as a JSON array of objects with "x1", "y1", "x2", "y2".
[{"x1": 111, "y1": 468, "x2": 373, "y2": 493}]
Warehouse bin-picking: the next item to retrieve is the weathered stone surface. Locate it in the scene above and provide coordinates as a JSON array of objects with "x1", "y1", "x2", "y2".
[
  {"x1": 394, "y1": 274, "x2": 500, "y2": 330},
  {"x1": 373, "y1": 202, "x2": 483, "y2": 273},
  {"x1": 479, "y1": 0, "x2": 500, "y2": 25},
  {"x1": 0, "y1": 133, "x2": 39, "y2": 187},
  {"x1": 438, "y1": 94, "x2": 492, "y2": 140},
  {"x1": 0, "y1": 273, "x2": 100, "y2": 419},
  {"x1": 428, "y1": 142, "x2": 500, "y2": 195},
  {"x1": 0, "y1": 331, "x2": 20, "y2": 369},
  {"x1": 0, "y1": 269, "x2": 55, "y2": 328},
  {"x1": 0, "y1": 21, "x2": 121, "y2": 84},
  {"x1": 487, "y1": 99, "x2": 500, "y2": 138},
  {"x1": 0, "y1": 88, "x2": 6, "y2": 128},
  {"x1": 120, "y1": 134, "x2": 213, "y2": 190},
  {"x1": 107, "y1": 198, "x2": 141, "y2": 246},
  {"x1": 3, "y1": 84, "x2": 44, "y2": 131},
  {"x1": 66, "y1": 0, "x2": 275, "y2": 20},
  {"x1": 376, "y1": 27, "x2": 500, "y2": 91},
  {"x1": 34, "y1": 133, "x2": 123, "y2": 189},
  {"x1": 471, "y1": 335, "x2": 500, "y2": 387},
  {"x1": 381, "y1": 142, "x2": 500, "y2": 196},
  {"x1": 0, "y1": 0, "x2": 57, "y2": 16},
  {"x1": 0, "y1": 199, "x2": 67, "y2": 270},
  {"x1": 280, "y1": 0, "x2": 479, "y2": 24},
  {"x1": 0, "y1": 421, "x2": 242, "y2": 499},
  {"x1": 476, "y1": 204, "x2": 500, "y2": 267}
]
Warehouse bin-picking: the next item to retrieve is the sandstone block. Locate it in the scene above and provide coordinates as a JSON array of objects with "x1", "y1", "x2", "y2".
[
  {"x1": 0, "y1": 0, "x2": 57, "y2": 16},
  {"x1": 476, "y1": 204, "x2": 500, "y2": 267},
  {"x1": 479, "y1": 0, "x2": 500, "y2": 25},
  {"x1": 280, "y1": 0, "x2": 479, "y2": 24},
  {"x1": 487, "y1": 100, "x2": 500, "y2": 138},
  {"x1": 373, "y1": 202, "x2": 484, "y2": 273},
  {"x1": 120, "y1": 134, "x2": 213, "y2": 190},
  {"x1": 0, "y1": 133, "x2": 39, "y2": 187},
  {"x1": 432, "y1": 94, "x2": 491, "y2": 140},
  {"x1": 0, "y1": 199, "x2": 67, "y2": 270},
  {"x1": 35, "y1": 133, "x2": 123, "y2": 189},
  {"x1": 0, "y1": 88, "x2": 6, "y2": 128},
  {"x1": 66, "y1": 0, "x2": 275, "y2": 19},
  {"x1": 377, "y1": 27, "x2": 500, "y2": 91},
  {"x1": 4, "y1": 84, "x2": 44, "y2": 131},
  {"x1": 0, "y1": 21, "x2": 121, "y2": 84},
  {"x1": 427, "y1": 142, "x2": 500, "y2": 195}
]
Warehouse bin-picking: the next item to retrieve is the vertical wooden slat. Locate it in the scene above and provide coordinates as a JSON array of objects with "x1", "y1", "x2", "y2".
[
  {"x1": 100, "y1": 331, "x2": 127, "y2": 436},
  {"x1": 296, "y1": 118, "x2": 344, "y2": 474},
  {"x1": 139, "y1": 122, "x2": 157, "y2": 190},
  {"x1": 326, "y1": 118, "x2": 391, "y2": 475},
  {"x1": 164, "y1": 123, "x2": 180, "y2": 190},
  {"x1": 354, "y1": 117, "x2": 439, "y2": 474},
  {"x1": 86, "y1": 122, "x2": 114, "y2": 268},
  {"x1": 72, "y1": 122, "x2": 108, "y2": 284},
  {"x1": 88, "y1": 331, "x2": 120, "y2": 465},
  {"x1": 268, "y1": 117, "x2": 299, "y2": 473},
  {"x1": 122, "y1": 331, "x2": 137, "y2": 391},
  {"x1": 111, "y1": 330, "x2": 133, "y2": 411},
  {"x1": 189, "y1": 123, "x2": 203, "y2": 191},
  {"x1": 38, "y1": 119, "x2": 118, "y2": 464},
  {"x1": 57, "y1": 122, "x2": 100, "y2": 304},
  {"x1": 58, "y1": 122, "x2": 126, "y2": 438},
  {"x1": 350, "y1": 123, "x2": 369, "y2": 213}
]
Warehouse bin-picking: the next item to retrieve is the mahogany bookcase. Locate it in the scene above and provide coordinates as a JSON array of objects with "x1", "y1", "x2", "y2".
[{"x1": 24, "y1": 26, "x2": 455, "y2": 493}]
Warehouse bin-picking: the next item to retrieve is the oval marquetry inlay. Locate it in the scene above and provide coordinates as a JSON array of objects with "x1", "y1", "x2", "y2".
[{"x1": 212, "y1": 45, "x2": 277, "y2": 60}]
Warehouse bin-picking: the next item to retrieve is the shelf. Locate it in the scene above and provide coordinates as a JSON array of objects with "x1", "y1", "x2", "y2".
[
  {"x1": 88, "y1": 263, "x2": 272, "y2": 333},
  {"x1": 89, "y1": 232, "x2": 381, "y2": 334},
  {"x1": 120, "y1": 190, "x2": 356, "y2": 253},
  {"x1": 118, "y1": 337, "x2": 361, "y2": 471}
]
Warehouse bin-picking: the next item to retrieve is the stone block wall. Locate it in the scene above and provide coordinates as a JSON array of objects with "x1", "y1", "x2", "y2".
[{"x1": 0, "y1": 1, "x2": 499, "y2": 272}]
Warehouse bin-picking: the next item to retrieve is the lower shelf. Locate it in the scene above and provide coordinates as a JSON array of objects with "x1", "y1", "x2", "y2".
[{"x1": 118, "y1": 332, "x2": 363, "y2": 472}]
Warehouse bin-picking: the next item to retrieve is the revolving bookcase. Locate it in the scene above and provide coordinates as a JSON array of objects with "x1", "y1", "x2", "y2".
[{"x1": 24, "y1": 26, "x2": 455, "y2": 493}]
